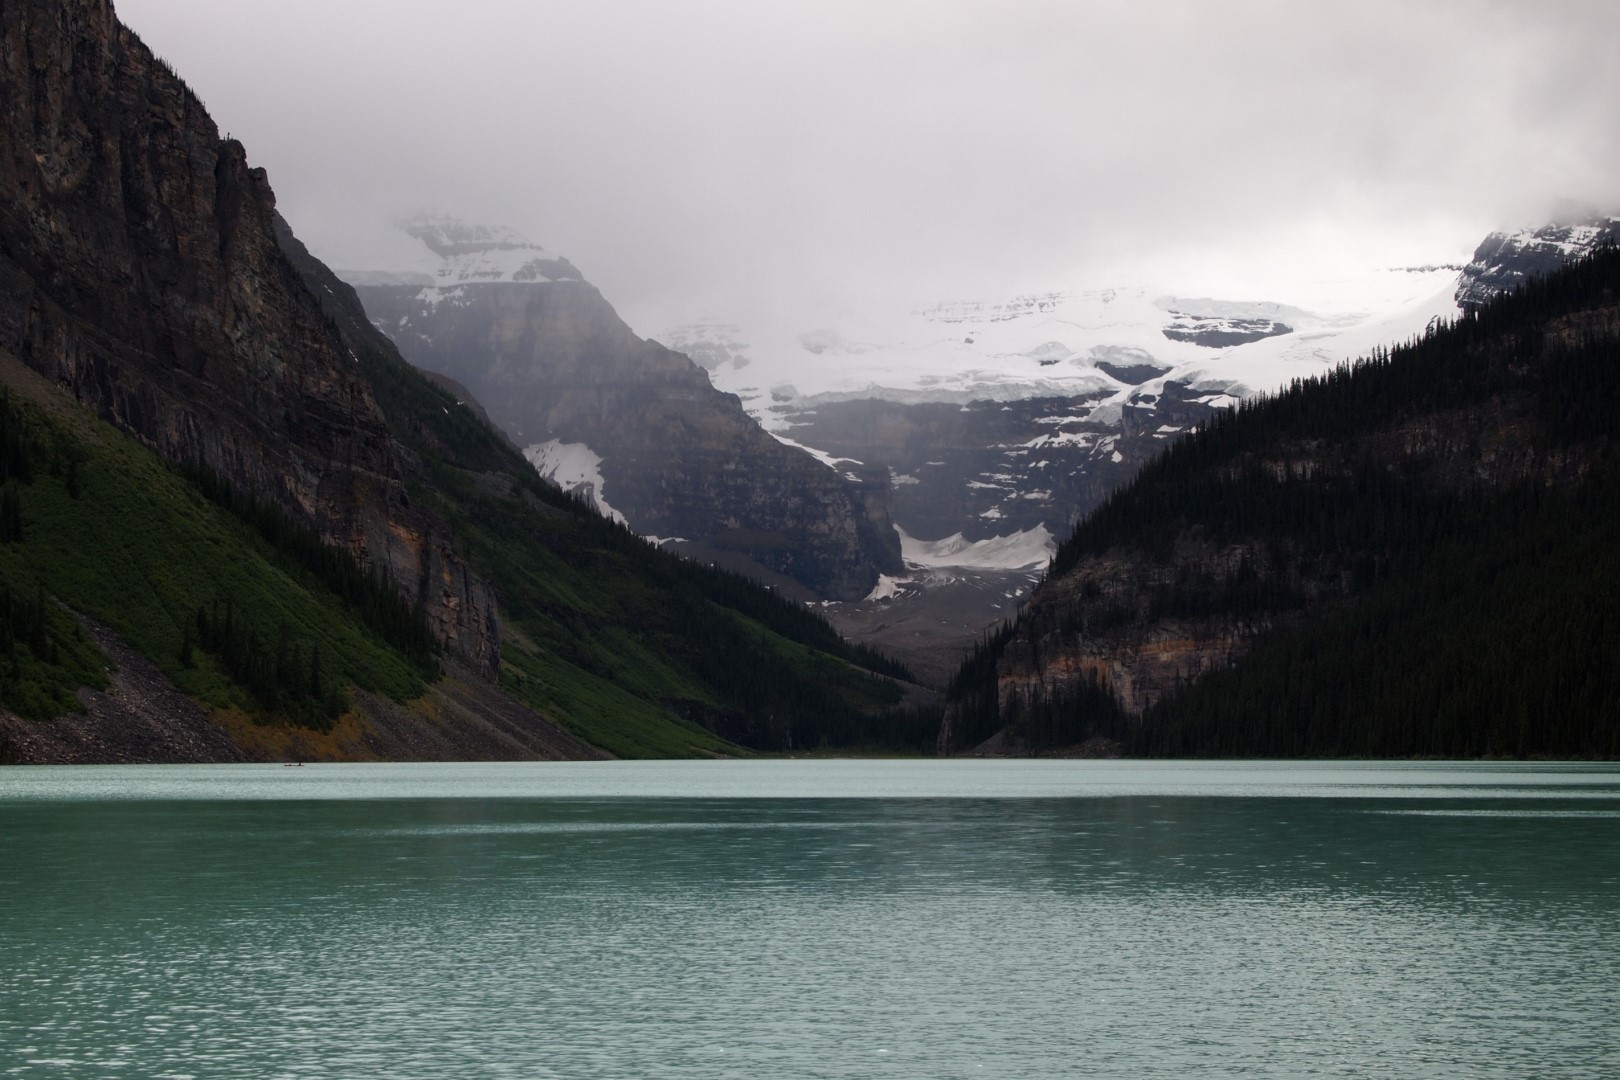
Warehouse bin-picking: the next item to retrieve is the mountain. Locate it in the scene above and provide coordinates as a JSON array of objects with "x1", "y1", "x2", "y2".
[
  {"x1": 0, "y1": 0, "x2": 926, "y2": 763},
  {"x1": 661, "y1": 269, "x2": 1466, "y2": 675},
  {"x1": 672, "y1": 220, "x2": 1620, "y2": 678},
  {"x1": 1454, "y1": 213, "x2": 1620, "y2": 310},
  {"x1": 340, "y1": 220, "x2": 902, "y2": 601},
  {"x1": 942, "y1": 247, "x2": 1620, "y2": 759},
  {"x1": 667, "y1": 270, "x2": 1463, "y2": 533}
]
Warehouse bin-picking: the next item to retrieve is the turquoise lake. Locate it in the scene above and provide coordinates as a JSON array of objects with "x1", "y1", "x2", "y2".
[{"x1": 3, "y1": 760, "x2": 1618, "y2": 1078}]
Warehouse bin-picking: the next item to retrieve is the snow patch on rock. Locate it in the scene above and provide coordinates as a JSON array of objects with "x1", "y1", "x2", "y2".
[
  {"x1": 768, "y1": 431, "x2": 864, "y2": 473},
  {"x1": 523, "y1": 440, "x2": 626, "y2": 526},
  {"x1": 864, "y1": 574, "x2": 914, "y2": 602}
]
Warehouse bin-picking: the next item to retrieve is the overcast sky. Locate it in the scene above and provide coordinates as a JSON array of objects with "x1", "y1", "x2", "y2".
[{"x1": 117, "y1": 0, "x2": 1620, "y2": 334}]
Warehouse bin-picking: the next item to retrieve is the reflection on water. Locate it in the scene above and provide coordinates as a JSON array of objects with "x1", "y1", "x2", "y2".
[{"x1": 3, "y1": 762, "x2": 1618, "y2": 1079}]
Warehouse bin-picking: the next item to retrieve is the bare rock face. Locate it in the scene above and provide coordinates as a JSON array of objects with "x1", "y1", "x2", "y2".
[
  {"x1": 0, "y1": 0, "x2": 498, "y2": 672},
  {"x1": 1456, "y1": 215, "x2": 1620, "y2": 311},
  {"x1": 777, "y1": 381, "x2": 1221, "y2": 542},
  {"x1": 352, "y1": 242, "x2": 903, "y2": 600},
  {"x1": 989, "y1": 541, "x2": 1288, "y2": 727}
]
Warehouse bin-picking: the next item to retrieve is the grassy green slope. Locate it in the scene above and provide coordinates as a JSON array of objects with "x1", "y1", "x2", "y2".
[
  {"x1": 0, "y1": 353, "x2": 427, "y2": 727},
  {"x1": 0, "y1": 346, "x2": 910, "y2": 756},
  {"x1": 357, "y1": 335, "x2": 910, "y2": 756}
]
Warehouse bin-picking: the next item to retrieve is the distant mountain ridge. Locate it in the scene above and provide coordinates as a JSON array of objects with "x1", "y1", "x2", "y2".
[
  {"x1": 657, "y1": 269, "x2": 1460, "y2": 672},
  {"x1": 340, "y1": 216, "x2": 585, "y2": 288},
  {"x1": 668, "y1": 269, "x2": 1464, "y2": 552},
  {"x1": 341, "y1": 221, "x2": 902, "y2": 601}
]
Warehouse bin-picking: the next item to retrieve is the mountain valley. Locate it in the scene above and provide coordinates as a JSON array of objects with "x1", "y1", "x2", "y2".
[
  {"x1": 242, "y1": 192, "x2": 1620, "y2": 704},
  {"x1": 0, "y1": 0, "x2": 925, "y2": 763},
  {"x1": 0, "y1": 0, "x2": 1614, "y2": 763}
]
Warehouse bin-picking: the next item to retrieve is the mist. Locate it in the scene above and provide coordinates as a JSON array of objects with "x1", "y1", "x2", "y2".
[{"x1": 115, "y1": 0, "x2": 1620, "y2": 334}]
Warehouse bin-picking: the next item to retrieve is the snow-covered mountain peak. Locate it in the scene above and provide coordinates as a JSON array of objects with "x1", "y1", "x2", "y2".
[
  {"x1": 656, "y1": 266, "x2": 1463, "y2": 430},
  {"x1": 1475, "y1": 216, "x2": 1619, "y2": 261},
  {"x1": 336, "y1": 216, "x2": 582, "y2": 289}
]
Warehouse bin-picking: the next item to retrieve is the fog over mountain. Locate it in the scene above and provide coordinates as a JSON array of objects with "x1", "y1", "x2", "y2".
[{"x1": 115, "y1": 0, "x2": 1620, "y2": 336}]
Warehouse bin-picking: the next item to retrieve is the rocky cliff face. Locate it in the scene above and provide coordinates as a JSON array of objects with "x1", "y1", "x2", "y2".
[
  {"x1": 0, "y1": 0, "x2": 498, "y2": 671},
  {"x1": 348, "y1": 223, "x2": 901, "y2": 599},
  {"x1": 1455, "y1": 214, "x2": 1620, "y2": 311}
]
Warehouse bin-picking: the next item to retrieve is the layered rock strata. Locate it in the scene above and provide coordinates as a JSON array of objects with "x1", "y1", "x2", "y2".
[{"x1": 0, "y1": 0, "x2": 498, "y2": 670}]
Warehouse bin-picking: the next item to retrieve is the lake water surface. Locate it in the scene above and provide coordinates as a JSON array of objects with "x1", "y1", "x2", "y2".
[{"x1": 3, "y1": 760, "x2": 1618, "y2": 1078}]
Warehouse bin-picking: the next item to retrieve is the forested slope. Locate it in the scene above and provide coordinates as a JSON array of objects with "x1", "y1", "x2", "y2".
[
  {"x1": 0, "y1": 251, "x2": 924, "y2": 762},
  {"x1": 945, "y1": 247, "x2": 1620, "y2": 758}
]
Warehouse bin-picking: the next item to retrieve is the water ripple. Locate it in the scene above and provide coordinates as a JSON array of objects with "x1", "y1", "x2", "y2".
[{"x1": 3, "y1": 763, "x2": 1617, "y2": 1078}]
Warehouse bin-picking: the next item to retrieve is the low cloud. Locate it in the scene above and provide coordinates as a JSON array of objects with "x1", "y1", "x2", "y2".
[{"x1": 118, "y1": 0, "x2": 1620, "y2": 331}]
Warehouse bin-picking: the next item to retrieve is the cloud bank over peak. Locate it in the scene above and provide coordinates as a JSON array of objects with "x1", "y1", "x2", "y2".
[{"x1": 117, "y1": 0, "x2": 1620, "y2": 333}]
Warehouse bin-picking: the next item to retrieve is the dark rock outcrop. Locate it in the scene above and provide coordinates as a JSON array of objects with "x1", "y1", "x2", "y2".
[
  {"x1": 1158, "y1": 299, "x2": 1302, "y2": 348},
  {"x1": 1161, "y1": 316, "x2": 1292, "y2": 348},
  {"x1": 1095, "y1": 360, "x2": 1172, "y2": 385},
  {"x1": 0, "y1": 0, "x2": 498, "y2": 671}
]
